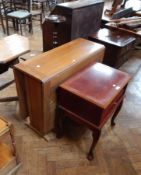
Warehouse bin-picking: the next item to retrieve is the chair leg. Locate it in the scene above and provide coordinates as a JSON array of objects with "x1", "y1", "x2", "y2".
[
  {"x1": 19, "y1": 20, "x2": 22, "y2": 35},
  {"x1": 6, "y1": 18, "x2": 9, "y2": 35},
  {"x1": 9, "y1": 123, "x2": 20, "y2": 164},
  {"x1": 0, "y1": 15, "x2": 6, "y2": 34},
  {"x1": 40, "y1": 14, "x2": 42, "y2": 26},
  {"x1": 29, "y1": 16, "x2": 33, "y2": 33}
]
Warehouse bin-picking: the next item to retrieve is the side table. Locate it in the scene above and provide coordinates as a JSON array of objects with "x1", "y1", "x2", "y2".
[
  {"x1": 55, "y1": 62, "x2": 131, "y2": 160},
  {"x1": 89, "y1": 28, "x2": 136, "y2": 68}
]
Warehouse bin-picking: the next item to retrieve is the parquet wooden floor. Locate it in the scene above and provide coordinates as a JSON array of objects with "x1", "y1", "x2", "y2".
[{"x1": 0, "y1": 21, "x2": 141, "y2": 175}]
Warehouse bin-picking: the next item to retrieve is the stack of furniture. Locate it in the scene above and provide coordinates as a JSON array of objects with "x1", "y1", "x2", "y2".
[
  {"x1": 13, "y1": 38, "x2": 105, "y2": 135},
  {"x1": 42, "y1": 0, "x2": 104, "y2": 51}
]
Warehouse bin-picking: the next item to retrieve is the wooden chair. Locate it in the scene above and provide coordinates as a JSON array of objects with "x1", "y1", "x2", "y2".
[
  {"x1": 105, "y1": 0, "x2": 128, "y2": 16},
  {"x1": 32, "y1": 0, "x2": 51, "y2": 15},
  {"x1": 2, "y1": 0, "x2": 32, "y2": 35},
  {"x1": 30, "y1": 2, "x2": 43, "y2": 26},
  {"x1": 0, "y1": 117, "x2": 21, "y2": 174}
]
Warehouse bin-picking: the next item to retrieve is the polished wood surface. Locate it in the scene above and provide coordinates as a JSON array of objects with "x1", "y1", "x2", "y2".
[
  {"x1": 0, "y1": 118, "x2": 7, "y2": 133},
  {"x1": 14, "y1": 38, "x2": 105, "y2": 135},
  {"x1": 0, "y1": 34, "x2": 30, "y2": 64},
  {"x1": 60, "y1": 63, "x2": 131, "y2": 109},
  {"x1": 56, "y1": 62, "x2": 131, "y2": 160},
  {"x1": 43, "y1": 0, "x2": 104, "y2": 51},
  {"x1": 0, "y1": 118, "x2": 9, "y2": 136},
  {"x1": 89, "y1": 28, "x2": 136, "y2": 67},
  {"x1": 89, "y1": 28, "x2": 135, "y2": 47},
  {"x1": 15, "y1": 38, "x2": 104, "y2": 79},
  {"x1": 0, "y1": 143, "x2": 15, "y2": 169}
]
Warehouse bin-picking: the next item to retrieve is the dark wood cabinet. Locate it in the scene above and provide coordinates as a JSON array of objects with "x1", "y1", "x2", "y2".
[
  {"x1": 89, "y1": 28, "x2": 136, "y2": 68},
  {"x1": 56, "y1": 62, "x2": 131, "y2": 160},
  {"x1": 42, "y1": 0, "x2": 104, "y2": 51}
]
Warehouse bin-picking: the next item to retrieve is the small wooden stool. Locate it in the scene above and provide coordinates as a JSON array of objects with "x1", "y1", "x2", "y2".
[
  {"x1": 19, "y1": 50, "x2": 42, "y2": 61},
  {"x1": 0, "y1": 117, "x2": 21, "y2": 175},
  {"x1": 89, "y1": 28, "x2": 136, "y2": 68},
  {"x1": 55, "y1": 62, "x2": 131, "y2": 160}
]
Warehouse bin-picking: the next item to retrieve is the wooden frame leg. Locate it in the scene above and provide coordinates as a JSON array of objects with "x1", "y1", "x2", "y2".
[
  {"x1": 87, "y1": 129, "x2": 101, "y2": 161},
  {"x1": 0, "y1": 15, "x2": 5, "y2": 33},
  {"x1": 6, "y1": 18, "x2": 9, "y2": 35},
  {"x1": 19, "y1": 20, "x2": 22, "y2": 35},
  {"x1": 29, "y1": 16, "x2": 33, "y2": 33},
  {"x1": 111, "y1": 100, "x2": 123, "y2": 126},
  {"x1": 9, "y1": 123, "x2": 20, "y2": 164}
]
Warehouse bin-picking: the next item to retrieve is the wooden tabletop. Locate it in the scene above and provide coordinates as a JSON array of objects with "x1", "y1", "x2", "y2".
[
  {"x1": 0, "y1": 34, "x2": 30, "y2": 64},
  {"x1": 89, "y1": 28, "x2": 136, "y2": 47},
  {"x1": 14, "y1": 38, "x2": 105, "y2": 81}
]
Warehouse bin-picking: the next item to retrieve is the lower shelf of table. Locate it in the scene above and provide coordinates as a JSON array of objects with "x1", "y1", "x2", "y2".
[{"x1": 0, "y1": 142, "x2": 20, "y2": 175}]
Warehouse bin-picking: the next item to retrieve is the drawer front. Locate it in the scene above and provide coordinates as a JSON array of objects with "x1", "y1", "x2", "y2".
[
  {"x1": 115, "y1": 51, "x2": 133, "y2": 68},
  {"x1": 58, "y1": 89, "x2": 103, "y2": 127}
]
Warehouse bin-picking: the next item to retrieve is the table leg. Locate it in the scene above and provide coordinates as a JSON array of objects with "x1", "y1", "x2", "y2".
[
  {"x1": 55, "y1": 107, "x2": 64, "y2": 138},
  {"x1": 111, "y1": 100, "x2": 123, "y2": 126},
  {"x1": 87, "y1": 128, "x2": 101, "y2": 161}
]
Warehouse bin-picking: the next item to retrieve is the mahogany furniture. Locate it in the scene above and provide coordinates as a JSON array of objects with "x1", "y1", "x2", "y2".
[
  {"x1": 13, "y1": 38, "x2": 105, "y2": 135},
  {"x1": 56, "y1": 62, "x2": 131, "y2": 160},
  {"x1": 89, "y1": 28, "x2": 136, "y2": 68},
  {"x1": 43, "y1": 15, "x2": 66, "y2": 50},
  {"x1": 42, "y1": 0, "x2": 104, "y2": 51},
  {"x1": 0, "y1": 34, "x2": 30, "y2": 102},
  {"x1": 0, "y1": 117, "x2": 21, "y2": 175}
]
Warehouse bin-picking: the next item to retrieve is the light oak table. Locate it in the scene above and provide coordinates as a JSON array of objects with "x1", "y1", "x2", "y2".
[
  {"x1": 13, "y1": 38, "x2": 105, "y2": 136},
  {"x1": 0, "y1": 34, "x2": 30, "y2": 65},
  {"x1": 0, "y1": 34, "x2": 30, "y2": 102}
]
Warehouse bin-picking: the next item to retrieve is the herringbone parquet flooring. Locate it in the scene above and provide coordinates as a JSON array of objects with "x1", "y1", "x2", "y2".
[{"x1": 0, "y1": 21, "x2": 141, "y2": 175}]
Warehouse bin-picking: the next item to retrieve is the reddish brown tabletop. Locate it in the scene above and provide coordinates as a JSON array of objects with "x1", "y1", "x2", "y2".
[{"x1": 60, "y1": 62, "x2": 131, "y2": 109}]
